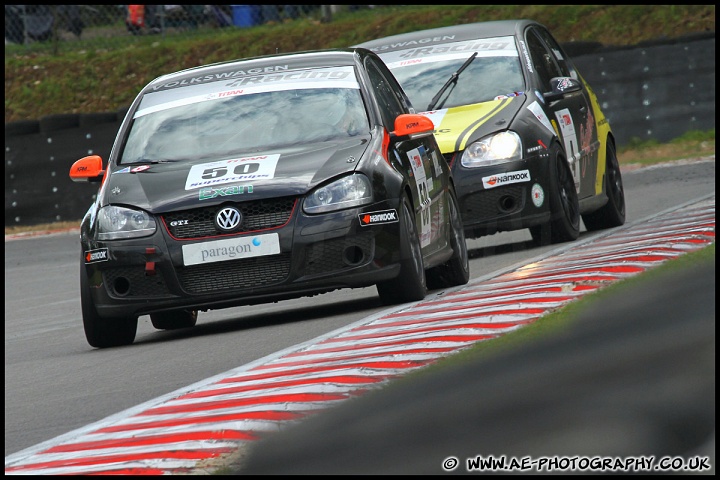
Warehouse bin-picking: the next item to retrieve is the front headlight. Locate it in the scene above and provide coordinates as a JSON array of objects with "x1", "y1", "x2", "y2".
[
  {"x1": 97, "y1": 205, "x2": 157, "y2": 240},
  {"x1": 461, "y1": 131, "x2": 522, "y2": 168},
  {"x1": 303, "y1": 174, "x2": 372, "y2": 214}
]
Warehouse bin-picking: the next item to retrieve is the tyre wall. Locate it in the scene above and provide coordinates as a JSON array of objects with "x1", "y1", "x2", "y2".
[
  {"x1": 4, "y1": 33, "x2": 715, "y2": 227},
  {"x1": 569, "y1": 32, "x2": 715, "y2": 147}
]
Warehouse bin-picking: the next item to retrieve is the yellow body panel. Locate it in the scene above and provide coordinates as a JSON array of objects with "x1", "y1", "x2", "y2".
[
  {"x1": 582, "y1": 76, "x2": 611, "y2": 195},
  {"x1": 425, "y1": 99, "x2": 513, "y2": 154}
]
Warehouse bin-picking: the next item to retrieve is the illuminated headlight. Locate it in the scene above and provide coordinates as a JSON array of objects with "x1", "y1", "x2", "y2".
[
  {"x1": 97, "y1": 205, "x2": 156, "y2": 240},
  {"x1": 461, "y1": 131, "x2": 522, "y2": 167},
  {"x1": 304, "y1": 174, "x2": 372, "y2": 214}
]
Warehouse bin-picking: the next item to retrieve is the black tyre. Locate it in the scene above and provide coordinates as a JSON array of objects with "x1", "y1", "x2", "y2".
[
  {"x1": 532, "y1": 147, "x2": 580, "y2": 245},
  {"x1": 151, "y1": 310, "x2": 198, "y2": 330},
  {"x1": 80, "y1": 267, "x2": 137, "y2": 348},
  {"x1": 582, "y1": 140, "x2": 626, "y2": 231},
  {"x1": 376, "y1": 194, "x2": 427, "y2": 305},
  {"x1": 529, "y1": 223, "x2": 551, "y2": 246},
  {"x1": 427, "y1": 187, "x2": 470, "y2": 289}
]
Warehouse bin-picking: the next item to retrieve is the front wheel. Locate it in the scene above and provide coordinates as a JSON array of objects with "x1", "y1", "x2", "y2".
[
  {"x1": 427, "y1": 187, "x2": 470, "y2": 289},
  {"x1": 80, "y1": 267, "x2": 137, "y2": 348},
  {"x1": 376, "y1": 194, "x2": 427, "y2": 305},
  {"x1": 532, "y1": 148, "x2": 580, "y2": 246},
  {"x1": 582, "y1": 140, "x2": 626, "y2": 231}
]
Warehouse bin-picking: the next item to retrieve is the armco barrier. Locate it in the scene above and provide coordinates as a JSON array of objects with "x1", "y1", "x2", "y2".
[{"x1": 4, "y1": 33, "x2": 715, "y2": 227}]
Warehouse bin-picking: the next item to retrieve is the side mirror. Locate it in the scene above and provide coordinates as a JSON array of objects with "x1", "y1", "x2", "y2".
[
  {"x1": 69, "y1": 155, "x2": 105, "y2": 183},
  {"x1": 543, "y1": 76, "x2": 582, "y2": 103},
  {"x1": 392, "y1": 113, "x2": 435, "y2": 137}
]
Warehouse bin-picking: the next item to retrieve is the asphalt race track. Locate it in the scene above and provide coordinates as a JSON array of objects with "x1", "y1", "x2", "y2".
[
  {"x1": 5, "y1": 192, "x2": 714, "y2": 475},
  {"x1": 239, "y1": 236, "x2": 715, "y2": 475}
]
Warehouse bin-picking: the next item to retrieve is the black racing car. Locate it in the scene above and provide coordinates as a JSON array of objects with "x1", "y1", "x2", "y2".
[
  {"x1": 356, "y1": 19, "x2": 626, "y2": 245},
  {"x1": 69, "y1": 48, "x2": 469, "y2": 348}
]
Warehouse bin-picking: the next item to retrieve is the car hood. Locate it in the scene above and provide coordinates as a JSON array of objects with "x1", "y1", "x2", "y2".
[
  {"x1": 100, "y1": 136, "x2": 371, "y2": 213},
  {"x1": 419, "y1": 95, "x2": 525, "y2": 154}
]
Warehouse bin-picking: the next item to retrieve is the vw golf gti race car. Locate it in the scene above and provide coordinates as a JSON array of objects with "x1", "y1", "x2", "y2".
[
  {"x1": 356, "y1": 19, "x2": 626, "y2": 245},
  {"x1": 69, "y1": 48, "x2": 469, "y2": 348}
]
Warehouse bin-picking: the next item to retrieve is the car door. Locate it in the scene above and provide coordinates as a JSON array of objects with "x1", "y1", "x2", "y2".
[
  {"x1": 525, "y1": 26, "x2": 597, "y2": 199},
  {"x1": 365, "y1": 57, "x2": 448, "y2": 253}
]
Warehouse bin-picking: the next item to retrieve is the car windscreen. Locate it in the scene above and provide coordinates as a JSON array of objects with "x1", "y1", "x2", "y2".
[
  {"x1": 120, "y1": 66, "x2": 370, "y2": 164},
  {"x1": 378, "y1": 36, "x2": 525, "y2": 111}
]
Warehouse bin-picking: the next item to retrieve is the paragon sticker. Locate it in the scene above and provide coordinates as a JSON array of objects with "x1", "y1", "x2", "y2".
[
  {"x1": 182, "y1": 233, "x2": 280, "y2": 266},
  {"x1": 85, "y1": 248, "x2": 109, "y2": 264},
  {"x1": 482, "y1": 169, "x2": 530, "y2": 189},
  {"x1": 358, "y1": 209, "x2": 399, "y2": 226}
]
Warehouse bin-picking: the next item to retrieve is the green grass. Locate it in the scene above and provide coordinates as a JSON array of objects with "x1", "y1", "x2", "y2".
[
  {"x1": 617, "y1": 129, "x2": 715, "y2": 166},
  {"x1": 4, "y1": 5, "x2": 715, "y2": 123}
]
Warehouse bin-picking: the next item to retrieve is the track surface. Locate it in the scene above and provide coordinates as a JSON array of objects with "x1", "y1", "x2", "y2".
[
  {"x1": 5, "y1": 187, "x2": 714, "y2": 474},
  {"x1": 240, "y1": 198, "x2": 716, "y2": 475},
  {"x1": 6, "y1": 160, "x2": 714, "y2": 474}
]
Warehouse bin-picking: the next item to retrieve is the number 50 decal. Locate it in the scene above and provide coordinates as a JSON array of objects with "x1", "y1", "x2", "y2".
[
  {"x1": 201, "y1": 162, "x2": 259, "y2": 180},
  {"x1": 185, "y1": 154, "x2": 280, "y2": 190}
]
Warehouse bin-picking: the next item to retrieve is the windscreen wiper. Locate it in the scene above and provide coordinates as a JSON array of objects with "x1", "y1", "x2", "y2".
[{"x1": 426, "y1": 52, "x2": 478, "y2": 111}]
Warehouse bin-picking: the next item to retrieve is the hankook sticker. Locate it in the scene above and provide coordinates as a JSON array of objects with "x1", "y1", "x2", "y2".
[
  {"x1": 482, "y1": 169, "x2": 531, "y2": 189},
  {"x1": 358, "y1": 209, "x2": 399, "y2": 226},
  {"x1": 85, "y1": 248, "x2": 109, "y2": 264}
]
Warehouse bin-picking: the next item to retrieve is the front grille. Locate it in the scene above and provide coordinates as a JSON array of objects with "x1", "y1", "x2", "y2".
[
  {"x1": 163, "y1": 197, "x2": 296, "y2": 239},
  {"x1": 460, "y1": 185, "x2": 525, "y2": 221},
  {"x1": 178, "y1": 253, "x2": 291, "y2": 294},
  {"x1": 302, "y1": 232, "x2": 374, "y2": 277},
  {"x1": 103, "y1": 267, "x2": 171, "y2": 298}
]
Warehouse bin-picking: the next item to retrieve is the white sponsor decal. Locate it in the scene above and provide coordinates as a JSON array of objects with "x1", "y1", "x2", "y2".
[
  {"x1": 482, "y1": 169, "x2": 531, "y2": 189},
  {"x1": 555, "y1": 108, "x2": 581, "y2": 192},
  {"x1": 419, "y1": 109, "x2": 448, "y2": 123},
  {"x1": 136, "y1": 67, "x2": 360, "y2": 119},
  {"x1": 182, "y1": 233, "x2": 280, "y2": 266},
  {"x1": 531, "y1": 183, "x2": 545, "y2": 207},
  {"x1": 382, "y1": 37, "x2": 518, "y2": 68},
  {"x1": 526, "y1": 101, "x2": 556, "y2": 135},
  {"x1": 407, "y1": 147, "x2": 432, "y2": 247},
  {"x1": 431, "y1": 149, "x2": 443, "y2": 176},
  {"x1": 185, "y1": 154, "x2": 280, "y2": 190}
]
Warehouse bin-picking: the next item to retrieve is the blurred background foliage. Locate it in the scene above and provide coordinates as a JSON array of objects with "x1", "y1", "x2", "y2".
[{"x1": 4, "y1": 4, "x2": 715, "y2": 123}]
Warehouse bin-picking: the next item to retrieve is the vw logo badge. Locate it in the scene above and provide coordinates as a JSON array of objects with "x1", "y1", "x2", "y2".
[{"x1": 215, "y1": 206, "x2": 243, "y2": 232}]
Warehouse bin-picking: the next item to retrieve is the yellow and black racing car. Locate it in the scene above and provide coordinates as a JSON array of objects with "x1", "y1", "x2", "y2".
[{"x1": 357, "y1": 19, "x2": 626, "y2": 245}]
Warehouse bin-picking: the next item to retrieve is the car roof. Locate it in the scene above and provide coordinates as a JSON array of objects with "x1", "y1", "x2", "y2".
[
  {"x1": 356, "y1": 19, "x2": 542, "y2": 52},
  {"x1": 144, "y1": 48, "x2": 373, "y2": 94}
]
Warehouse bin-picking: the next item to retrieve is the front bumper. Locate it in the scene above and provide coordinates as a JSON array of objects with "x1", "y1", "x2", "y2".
[
  {"x1": 82, "y1": 198, "x2": 405, "y2": 319},
  {"x1": 452, "y1": 155, "x2": 552, "y2": 237}
]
